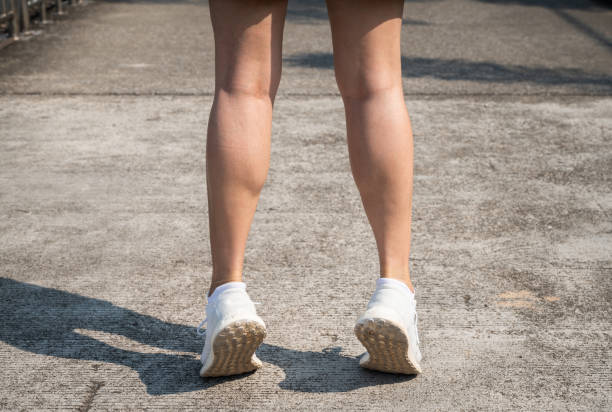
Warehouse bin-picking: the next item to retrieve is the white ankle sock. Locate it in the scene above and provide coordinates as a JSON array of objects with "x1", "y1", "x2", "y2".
[
  {"x1": 377, "y1": 277, "x2": 414, "y2": 298},
  {"x1": 208, "y1": 281, "x2": 246, "y2": 304}
]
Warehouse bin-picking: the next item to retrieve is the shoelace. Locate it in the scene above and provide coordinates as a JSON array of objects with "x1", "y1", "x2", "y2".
[
  {"x1": 414, "y1": 309, "x2": 420, "y2": 346},
  {"x1": 196, "y1": 317, "x2": 208, "y2": 337},
  {"x1": 196, "y1": 301, "x2": 261, "y2": 337}
]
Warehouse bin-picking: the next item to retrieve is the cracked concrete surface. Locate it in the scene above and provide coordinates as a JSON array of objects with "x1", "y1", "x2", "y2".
[{"x1": 1, "y1": 0, "x2": 611, "y2": 410}]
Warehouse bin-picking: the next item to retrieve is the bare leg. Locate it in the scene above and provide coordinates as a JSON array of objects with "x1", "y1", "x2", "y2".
[
  {"x1": 206, "y1": 0, "x2": 288, "y2": 296},
  {"x1": 326, "y1": 0, "x2": 415, "y2": 292}
]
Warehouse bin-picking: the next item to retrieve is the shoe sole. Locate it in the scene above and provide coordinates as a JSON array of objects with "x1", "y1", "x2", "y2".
[
  {"x1": 354, "y1": 317, "x2": 422, "y2": 375},
  {"x1": 199, "y1": 319, "x2": 267, "y2": 377}
]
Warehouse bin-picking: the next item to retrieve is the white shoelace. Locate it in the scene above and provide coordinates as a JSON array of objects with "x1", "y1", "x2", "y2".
[
  {"x1": 196, "y1": 317, "x2": 208, "y2": 336},
  {"x1": 414, "y1": 309, "x2": 420, "y2": 346},
  {"x1": 196, "y1": 302, "x2": 261, "y2": 337}
]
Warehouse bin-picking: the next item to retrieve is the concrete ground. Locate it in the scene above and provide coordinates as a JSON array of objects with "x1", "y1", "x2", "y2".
[{"x1": 1, "y1": 0, "x2": 611, "y2": 410}]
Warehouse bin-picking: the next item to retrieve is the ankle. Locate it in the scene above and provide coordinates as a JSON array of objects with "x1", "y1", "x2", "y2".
[
  {"x1": 208, "y1": 277, "x2": 244, "y2": 297},
  {"x1": 379, "y1": 274, "x2": 415, "y2": 294}
]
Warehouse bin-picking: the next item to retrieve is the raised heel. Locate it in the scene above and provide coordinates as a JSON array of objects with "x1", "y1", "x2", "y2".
[
  {"x1": 354, "y1": 317, "x2": 422, "y2": 375},
  {"x1": 200, "y1": 319, "x2": 267, "y2": 377}
]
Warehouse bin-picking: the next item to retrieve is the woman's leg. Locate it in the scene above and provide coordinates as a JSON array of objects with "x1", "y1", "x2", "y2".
[
  {"x1": 326, "y1": 0, "x2": 416, "y2": 292},
  {"x1": 206, "y1": 0, "x2": 288, "y2": 296}
]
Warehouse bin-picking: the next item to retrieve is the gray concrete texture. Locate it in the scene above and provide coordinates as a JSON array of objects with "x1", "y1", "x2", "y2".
[{"x1": 0, "y1": 0, "x2": 611, "y2": 410}]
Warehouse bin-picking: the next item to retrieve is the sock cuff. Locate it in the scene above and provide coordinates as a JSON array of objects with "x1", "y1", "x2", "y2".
[
  {"x1": 377, "y1": 277, "x2": 414, "y2": 298},
  {"x1": 208, "y1": 281, "x2": 246, "y2": 304}
]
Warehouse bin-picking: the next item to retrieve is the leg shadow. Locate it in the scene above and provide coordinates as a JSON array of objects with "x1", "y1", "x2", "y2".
[
  {"x1": 0, "y1": 277, "x2": 252, "y2": 395},
  {"x1": 1, "y1": 278, "x2": 415, "y2": 395}
]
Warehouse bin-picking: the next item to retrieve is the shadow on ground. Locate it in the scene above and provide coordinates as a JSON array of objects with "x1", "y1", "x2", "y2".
[
  {"x1": 476, "y1": 0, "x2": 612, "y2": 49},
  {"x1": 0, "y1": 278, "x2": 414, "y2": 395},
  {"x1": 476, "y1": 0, "x2": 612, "y2": 9},
  {"x1": 98, "y1": 0, "x2": 431, "y2": 24},
  {"x1": 284, "y1": 53, "x2": 612, "y2": 88}
]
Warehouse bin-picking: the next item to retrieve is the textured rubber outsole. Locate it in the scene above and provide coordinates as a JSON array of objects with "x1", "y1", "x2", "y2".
[
  {"x1": 199, "y1": 320, "x2": 266, "y2": 377},
  {"x1": 354, "y1": 318, "x2": 422, "y2": 375}
]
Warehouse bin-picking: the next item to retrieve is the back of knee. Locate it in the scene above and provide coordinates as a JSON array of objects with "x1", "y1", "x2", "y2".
[
  {"x1": 335, "y1": 70, "x2": 401, "y2": 101},
  {"x1": 216, "y1": 71, "x2": 281, "y2": 102},
  {"x1": 217, "y1": 84, "x2": 274, "y2": 102}
]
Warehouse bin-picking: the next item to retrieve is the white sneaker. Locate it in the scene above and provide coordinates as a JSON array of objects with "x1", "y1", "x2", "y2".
[
  {"x1": 354, "y1": 278, "x2": 423, "y2": 374},
  {"x1": 196, "y1": 282, "x2": 267, "y2": 377}
]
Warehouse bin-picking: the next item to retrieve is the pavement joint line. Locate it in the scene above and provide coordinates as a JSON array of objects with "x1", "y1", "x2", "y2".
[{"x1": 1, "y1": 92, "x2": 611, "y2": 99}]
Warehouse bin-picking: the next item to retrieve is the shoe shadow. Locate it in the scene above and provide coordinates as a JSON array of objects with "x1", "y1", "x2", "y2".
[
  {"x1": 257, "y1": 345, "x2": 416, "y2": 393},
  {"x1": 0, "y1": 278, "x2": 415, "y2": 395}
]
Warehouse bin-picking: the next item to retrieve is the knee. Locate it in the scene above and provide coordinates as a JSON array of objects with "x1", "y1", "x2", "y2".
[
  {"x1": 216, "y1": 80, "x2": 277, "y2": 102},
  {"x1": 334, "y1": 67, "x2": 402, "y2": 101},
  {"x1": 215, "y1": 67, "x2": 281, "y2": 102}
]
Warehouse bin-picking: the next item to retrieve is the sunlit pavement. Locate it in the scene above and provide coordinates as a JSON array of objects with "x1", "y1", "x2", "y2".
[{"x1": 1, "y1": 1, "x2": 611, "y2": 410}]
